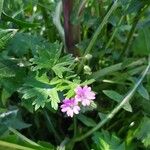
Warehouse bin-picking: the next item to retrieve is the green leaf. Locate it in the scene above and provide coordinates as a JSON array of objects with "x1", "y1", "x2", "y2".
[
  {"x1": 9, "y1": 128, "x2": 40, "y2": 147},
  {"x1": 103, "y1": 90, "x2": 123, "y2": 102},
  {"x1": 0, "y1": 140, "x2": 53, "y2": 150},
  {"x1": 2, "y1": 12, "x2": 39, "y2": 28},
  {"x1": 137, "y1": 84, "x2": 149, "y2": 100},
  {"x1": 92, "y1": 130, "x2": 125, "y2": 150},
  {"x1": 90, "y1": 59, "x2": 145, "y2": 80},
  {"x1": 98, "y1": 112, "x2": 107, "y2": 121},
  {"x1": 0, "y1": 29, "x2": 17, "y2": 50},
  {"x1": 19, "y1": 75, "x2": 60, "y2": 111},
  {"x1": 90, "y1": 63, "x2": 122, "y2": 80},
  {"x1": 49, "y1": 88, "x2": 60, "y2": 110},
  {"x1": 58, "y1": 79, "x2": 80, "y2": 98},
  {"x1": 31, "y1": 88, "x2": 49, "y2": 111},
  {"x1": 30, "y1": 42, "x2": 74, "y2": 77},
  {"x1": 0, "y1": 140, "x2": 35, "y2": 150},
  {"x1": 30, "y1": 42, "x2": 61, "y2": 70},
  {"x1": 125, "y1": 0, "x2": 143, "y2": 14},
  {"x1": 0, "y1": 109, "x2": 30, "y2": 133},
  {"x1": 1, "y1": 88, "x2": 11, "y2": 106},
  {"x1": 77, "y1": 114, "x2": 97, "y2": 127},
  {"x1": 132, "y1": 28, "x2": 150, "y2": 56},
  {"x1": 103, "y1": 90, "x2": 132, "y2": 112},
  {"x1": 52, "y1": 64, "x2": 70, "y2": 78},
  {"x1": 52, "y1": 54, "x2": 74, "y2": 78},
  {"x1": 80, "y1": 79, "x2": 95, "y2": 86},
  {"x1": 0, "y1": 131, "x2": 54, "y2": 150},
  {"x1": 21, "y1": 86, "x2": 50, "y2": 111},
  {"x1": 6, "y1": 33, "x2": 44, "y2": 56},
  {"x1": 37, "y1": 141, "x2": 55, "y2": 150},
  {"x1": 0, "y1": 60, "x2": 15, "y2": 78},
  {"x1": 135, "y1": 116, "x2": 150, "y2": 147}
]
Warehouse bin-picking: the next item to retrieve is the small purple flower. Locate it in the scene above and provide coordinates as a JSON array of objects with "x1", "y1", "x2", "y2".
[
  {"x1": 60, "y1": 98, "x2": 80, "y2": 117},
  {"x1": 75, "y1": 86, "x2": 95, "y2": 106}
]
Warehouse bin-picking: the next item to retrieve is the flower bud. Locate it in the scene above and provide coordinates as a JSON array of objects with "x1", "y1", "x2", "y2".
[
  {"x1": 84, "y1": 65, "x2": 91, "y2": 73},
  {"x1": 85, "y1": 54, "x2": 92, "y2": 60},
  {"x1": 75, "y1": 57, "x2": 79, "y2": 62}
]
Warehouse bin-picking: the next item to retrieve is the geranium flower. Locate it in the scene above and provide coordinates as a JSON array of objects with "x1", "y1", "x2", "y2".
[
  {"x1": 75, "y1": 86, "x2": 95, "y2": 106},
  {"x1": 60, "y1": 98, "x2": 80, "y2": 117}
]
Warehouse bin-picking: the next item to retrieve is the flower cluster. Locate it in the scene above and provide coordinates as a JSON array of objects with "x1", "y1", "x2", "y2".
[{"x1": 60, "y1": 86, "x2": 95, "y2": 117}]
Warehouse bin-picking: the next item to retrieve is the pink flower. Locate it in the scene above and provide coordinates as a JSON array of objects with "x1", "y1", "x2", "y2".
[
  {"x1": 60, "y1": 98, "x2": 80, "y2": 117},
  {"x1": 75, "y1": 86, "x2": 95, "y2": 106}
]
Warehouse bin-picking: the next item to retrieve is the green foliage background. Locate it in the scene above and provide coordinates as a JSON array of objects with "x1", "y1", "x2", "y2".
[{"x1": 0, "y1": 0, "x2": 150, "y2": 149}]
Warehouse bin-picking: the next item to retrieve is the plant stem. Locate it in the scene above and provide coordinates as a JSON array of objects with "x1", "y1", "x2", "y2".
[
  {"x1": 74, "y1": 59, "x2": 150, "y2": 142},
  {"x1": 105, "y1": 16, "x2": 124, "y2": 50},
  {"x1": 9, "y1": 127, "x2": 40, "y2": 147},
  {"x1": 105, "y1": 0, "x2": 132, "y2": 50},
  {"x1": 62, "y1": 0, "x2": 80, "y2": 56},
  {"x1": 83, "y1": 140, "x2": 90, "y2": 150},
  {"x1": 73, "y1": 116, "x2": 77, "y2": 138},
  {"x1": 77, "y1": 0, "x2": 119, "y2": 73},
  {"x1": 43, "y1": 110, "x2": 61, "y2": 143},
  {"x1": 122, "y1": 8, "x2": 143, "y2": 56},
  {"x1": 94, "y1": 0, "x2": 100, "y2": 16},
  {"x1": 0, "y1": 140, "x2": 34, "y2": 150}
]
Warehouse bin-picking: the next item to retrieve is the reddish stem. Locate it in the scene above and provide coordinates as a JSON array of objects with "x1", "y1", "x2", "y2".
[{"x1": 62, "y1": 0, "x2": 80, "y2": 56}]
